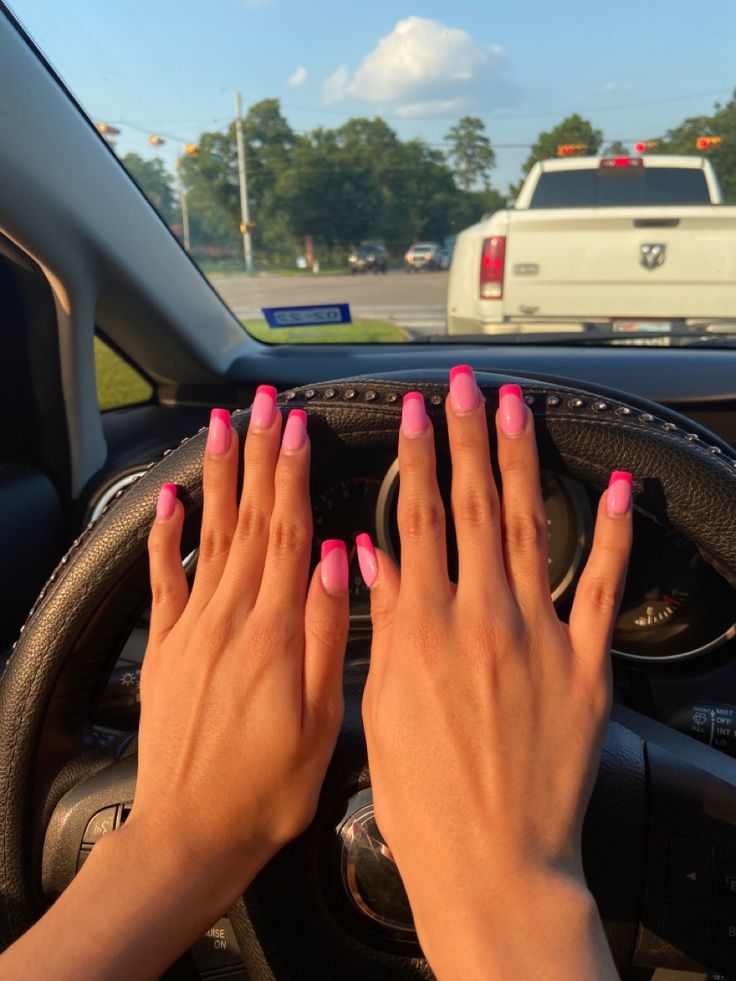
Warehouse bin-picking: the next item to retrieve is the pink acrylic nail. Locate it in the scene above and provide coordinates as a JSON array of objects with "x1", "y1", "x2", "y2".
[
  {"x1": 282, "y1": 409, "x2": 308, "y2": 452},
  {"x1": 156, "y1": 483, "x2": 177, "y2": 521},
  {"x1": 607, "y1": 470, "x2": 633, "y2": 517},
  {"x1": 207, "y1": 408, "x2": 231, "y2": 456},
  {"x1": 402, "y1": 392, "x2": 428, "y2": 437},
  {"x1": 355, "y1": 532, "x2": 378, "y2": 588},
  {"x1": 321, "y1": 540, "x2": 348, "y2": 594},
  {"x1": 498, "y1": 384, "x2": 527, "y2": 437},
  {"x1": 250, "y1": 384, "x2": 277, "y2": 431},
  {"x1": 449, "y1": 364, "x2": 479, "y2": 414}
]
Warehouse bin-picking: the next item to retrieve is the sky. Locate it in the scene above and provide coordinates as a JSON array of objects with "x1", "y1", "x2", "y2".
[{"x1": 7, "y1": 0, "x2": 736, "y2": 191}]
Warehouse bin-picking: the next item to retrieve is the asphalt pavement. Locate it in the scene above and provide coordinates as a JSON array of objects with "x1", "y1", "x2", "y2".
[{"x1": 208, "y1": 269, "x2": 448, "y2": 336}]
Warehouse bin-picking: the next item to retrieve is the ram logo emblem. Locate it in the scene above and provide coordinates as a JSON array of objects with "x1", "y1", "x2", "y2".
[{"x1": 640, "y1": 243, "x2": 666, "y2": 270}]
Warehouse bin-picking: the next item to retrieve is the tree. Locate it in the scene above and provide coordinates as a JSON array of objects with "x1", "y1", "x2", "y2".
[
  {"x1": 445, "y1": 116, "x2": 496, "y2": 191},
  {"x1": 522, "y1": 114, "x2": 603, "y2": 174},
  {"x1": 121, "y1": 153, "x2": 178, "y2": 223},
  {"x1": 657, "y1": 90, "x2": 736, "y2": 202},
  {"x1": 602, "y1": 140, "x2": 629, "y2": 156},
  {"x1": 179, "y1": 127, "x2": 240, "y2": 251}
]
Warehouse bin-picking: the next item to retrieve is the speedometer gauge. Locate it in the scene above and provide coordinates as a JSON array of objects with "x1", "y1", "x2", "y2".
[
  {"x1": 613, "y1": 521, "x2": 736, "y2": 661},
  {"x1": 375, "y1": 461, "x2": 591, "y2": 606}
]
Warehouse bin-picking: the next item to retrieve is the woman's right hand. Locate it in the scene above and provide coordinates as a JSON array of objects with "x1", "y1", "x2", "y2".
[{"x1": 359, "y1": 367, "x2": 631, "y2": 980}]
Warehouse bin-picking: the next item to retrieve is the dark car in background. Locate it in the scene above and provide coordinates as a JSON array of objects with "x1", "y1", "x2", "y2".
[
  {"x1": 404, "y1": 241, "x2": 442, "y2": 271},
  {"x1": 348, "y1": 243, "x2": 387, "y2": 274}
]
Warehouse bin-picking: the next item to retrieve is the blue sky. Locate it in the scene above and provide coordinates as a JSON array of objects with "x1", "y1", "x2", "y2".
[{"x1": 8, "y1": 0, "x2": 736, "y2": 190}]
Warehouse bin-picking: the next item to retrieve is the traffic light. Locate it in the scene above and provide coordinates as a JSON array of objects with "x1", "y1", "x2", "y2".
[
  {"x1": 696, "y1": 136, "x2": 722, "y2": 150},
  {"x1": 557, "y1": 143, "x2": 588, "y2": 157},
  {"x1": 147, "y1": 134, "x2": 165, "y2": 146},
  {"x1": 634, "y1": 140, "x2": 659, "y2": 153},
  {"x1": 184, "y1": 143, "x2": 199, "y2": 156},
  {"x1": 95, "y1": 123, "x2": 120, "y2": 137}
]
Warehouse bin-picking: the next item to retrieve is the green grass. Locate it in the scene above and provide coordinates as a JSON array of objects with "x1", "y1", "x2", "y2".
[
  {"x1": 242, "y1": 318, "x2": 409, "y2": 344},
  {"x1": 95, "y1": 338, "x2": 153, "y2": 410}
]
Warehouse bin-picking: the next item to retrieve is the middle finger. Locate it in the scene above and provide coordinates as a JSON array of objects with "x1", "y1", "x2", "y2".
[
  {"x1": 445, "y1": 365, "x2": 510, "y2": 606},
  {"x1": 397, "y1": 392, "x2": 451, "y2": 600}
]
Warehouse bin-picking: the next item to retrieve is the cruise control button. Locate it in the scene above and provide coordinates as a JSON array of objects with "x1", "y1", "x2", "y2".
[
  {"x1": 190, "y1": 918, "x2": 243, "y2": 973},
  {"x1": 667, "y1": 836, "x2": 713, "y2": 902},
  {"x1": 83, "y1": 806, "x2": 117, "y2": 844}
]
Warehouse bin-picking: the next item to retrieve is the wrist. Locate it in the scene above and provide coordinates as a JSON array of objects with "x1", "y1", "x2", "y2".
[
  {"x1": 407, "y1": 867, "x2": 614, "y2": 981},
  {"x1": 95, "y1": 816, "x2": 262, "y2": 918}
]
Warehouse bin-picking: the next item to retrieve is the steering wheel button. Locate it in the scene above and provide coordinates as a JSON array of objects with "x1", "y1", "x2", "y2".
[
  {"x1": 82, "y1": 806, "x2": 118, "y2": 844},
  {"x1": 189, "y1": 917, "x2": 244, "y2": 973},
  {"x1": 718, "y1": 866, "x2": 736, "y2": 901},
  {"x1": 667, "y1": 836, "x2": 713, "y2": 902}
]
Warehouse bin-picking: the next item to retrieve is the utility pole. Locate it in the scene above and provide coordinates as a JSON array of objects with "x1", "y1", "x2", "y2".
[
  {"x1": 176, "y1": 154, "x2": 191, "y2": 253},
  {"x1": 235, "y1": 91, "x2": 254, "y2": 272}
]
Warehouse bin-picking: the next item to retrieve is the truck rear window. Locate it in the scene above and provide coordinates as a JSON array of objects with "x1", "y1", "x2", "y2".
[{"x1": 529, "y1": 167, "x2": 711, "y2": 208}]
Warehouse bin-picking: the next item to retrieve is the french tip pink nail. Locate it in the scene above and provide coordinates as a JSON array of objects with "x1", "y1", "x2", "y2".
[
  {"x1": 156, "y1": 482, "x2": 177, "y2": 521},
  {"x1": 207, "y1": 408, "x2": 231, "y2": 455},
  {"x1": 250, "y1": 384, "x2": 278, "y2": 431},
  {"x1": 607, "y1": 470, "x2": 633, "y2": 516},
  {"x1": 282, "y1": 408, "x2": 308, "y2": 452},
  {"x1": 321, "y1": 539, "x2": 348, "y2": 594},
  {"x1": 449, "y1": 364, "x2": 479, "y2": 414},
  {"x1": 449, "y1": 364, "x2": 474, "y2": 383},
  {"x1": 498, "y1": 384, "x2": 527, "y2": 437},
  {"x1": 402, "y1": 391, "x2": 428, "y2": 436},
  {"x1": 355, "y1": 532, "x2": 378, "y2": 588}
]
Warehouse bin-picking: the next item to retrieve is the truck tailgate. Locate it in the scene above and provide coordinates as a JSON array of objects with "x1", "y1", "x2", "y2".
[{"x1": 503, "y1": 206, "x2": 736, "y2": 320}]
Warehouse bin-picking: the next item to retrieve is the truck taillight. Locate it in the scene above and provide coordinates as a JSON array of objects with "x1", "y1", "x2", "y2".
[{"x1": 480, "y1": 236, "x2": 506, "y2": 299}]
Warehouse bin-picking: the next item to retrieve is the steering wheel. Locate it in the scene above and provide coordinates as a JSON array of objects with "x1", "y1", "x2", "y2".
[{"x1": 3, "y1": 369, "x2": 736, "y2": 979}]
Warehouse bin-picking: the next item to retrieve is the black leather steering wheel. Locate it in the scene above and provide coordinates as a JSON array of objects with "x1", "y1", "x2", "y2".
[{"x1": 3, "y1": 369, "x2": 736, "y2": 979}]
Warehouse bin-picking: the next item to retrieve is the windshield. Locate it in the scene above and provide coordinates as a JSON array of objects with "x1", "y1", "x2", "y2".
[{"x1": 8, "y1": 2, "x2": 736, "y2": 346}]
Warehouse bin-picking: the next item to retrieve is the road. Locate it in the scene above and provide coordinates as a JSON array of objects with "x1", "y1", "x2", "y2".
[{"x1": 208, "y1": 269, "x2": 448, "y2": 335}]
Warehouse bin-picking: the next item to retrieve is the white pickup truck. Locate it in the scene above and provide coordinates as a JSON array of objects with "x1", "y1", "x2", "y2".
[{"x1": 446, "y1": 155, "x2": 736, "y2": 335}]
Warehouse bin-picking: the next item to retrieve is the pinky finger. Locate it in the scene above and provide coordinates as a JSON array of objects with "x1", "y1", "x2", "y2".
[
  {"x1": 147, "y1": 483, "x2": 189, "y2": 640},
  {"x1": 568, "y1": 471, "x2": 633, "y2": 665}
]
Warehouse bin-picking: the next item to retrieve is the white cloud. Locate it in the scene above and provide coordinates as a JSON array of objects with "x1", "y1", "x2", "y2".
[
  {"x1": 322, "y1": 16, "x2": 517, "y2": 117},
  {"x1": 324, "y1": 65, "x2": 350, "y2": 102},
  {"x1": 598, "y1": 81, "x2": 634, "y2": 94},
  {"x1": 288, "y1": 65, "x2": 307, "y2": 87}
]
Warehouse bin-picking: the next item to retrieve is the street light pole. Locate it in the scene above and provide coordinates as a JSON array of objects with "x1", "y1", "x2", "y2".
[
  {"x1": 235, "y1": 91, "x2": 254, "y2": 272},
  {"x1": 176, "y1": 154, "x2": 191, "y2": 253}
]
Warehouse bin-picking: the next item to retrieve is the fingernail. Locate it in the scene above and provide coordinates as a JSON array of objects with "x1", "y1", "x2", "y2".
[
  {"x1": 321, "y1": 540, "x2": 348, "y2": 594},
  {"x1": 156, "y1": 483, "x2": 177, "y2": 521},
  {"x1": 607, "y1": 470, "x2": 633, "y2": 517},
  {"x1": 282, "y1": 409, "x2": 308, "y2": 452},
  {"x1": 250, "y1": 385, "x2": 277, "y2": 431},
  {"x1": 207, "y1": 408, "x2": 231, "y2": 456},
  {"x1": 402, "y1": 392, "x2": 428, "y2": 437},
  {"x1": 498, "y1": 384, "x2": 527, "y2": 437},
  {"x1": 449, "y1": 364, "x2": 479, "y2": 414},
  {"x1": 355, "y1": 532, "x2": 378, "y2": 588}
]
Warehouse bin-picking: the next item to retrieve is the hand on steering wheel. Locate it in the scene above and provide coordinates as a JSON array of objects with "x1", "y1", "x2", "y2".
[
  {"x1": 133, "y1": 390, "x2": 350, "y2": 893},
  {"x1": 360, "y1": 367, "x2": 632, "y2": 980}
]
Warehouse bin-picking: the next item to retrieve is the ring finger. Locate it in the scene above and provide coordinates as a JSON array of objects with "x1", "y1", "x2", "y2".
[{"x1": 495, "y1": 384, "x2": 554, "y2": 618}]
